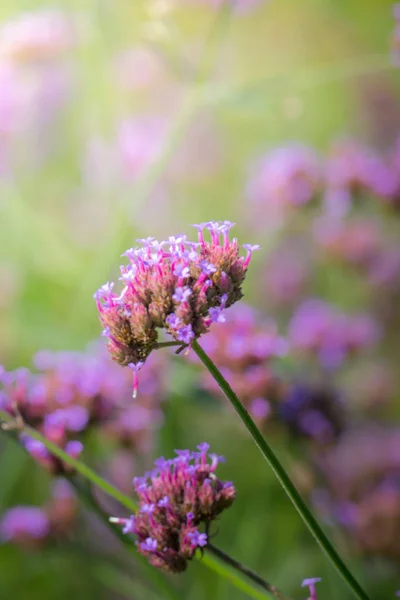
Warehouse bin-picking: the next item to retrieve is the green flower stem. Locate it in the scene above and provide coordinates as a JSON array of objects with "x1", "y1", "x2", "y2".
[
  {"x1": 191, "y1": 340, "x2": 371, "y2": 600},
  {"x1": 0, "y1": 410, "x2": 286, "y2": 600}
]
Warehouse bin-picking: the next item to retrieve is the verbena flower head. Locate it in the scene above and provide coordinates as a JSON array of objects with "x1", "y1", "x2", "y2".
[
  {"x1": 95, "y1": 221, "x2": 258, "y2": 391},
  {"x1": 110, "y1": 444, "x2": 236, "y2": 573},
  {"x1": 302, "y1": 577, "x2": 321, "y2": 600}
]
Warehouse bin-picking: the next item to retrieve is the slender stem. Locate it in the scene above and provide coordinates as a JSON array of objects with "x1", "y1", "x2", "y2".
[
  {"x1": 191, "y1": 340, "x2": 371, "y2": 600},
  {"x1": 0, "y1": 410, "x2": 284, "y2": 600},
  {"x1": 207, "y1": 544, "x2": 292, "y2": 600},
  {"x1": 154, "y1": 341, "x2": 184, "y2": 350}
]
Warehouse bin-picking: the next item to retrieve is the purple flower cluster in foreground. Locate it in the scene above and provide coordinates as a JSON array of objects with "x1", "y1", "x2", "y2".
[
  {"x1": 288, "y1": 299, "x2": 380, "y2": 370},
  {"x1": 111, "y1": 444, "x2": 235, "y2": 573},
  {"x1": 95, "y1": 221, "x2": 258, "y2": 391},
  {"x1": 0, "y1": 479, "x2": 76, "y2": 549},
  {"x1": 0, "y1": 344, "x2": 165, "y2": 472}
]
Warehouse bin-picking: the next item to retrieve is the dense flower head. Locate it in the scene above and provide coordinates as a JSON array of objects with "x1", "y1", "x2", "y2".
[
  {"x1": 110, "y1": 444, "x2": 236, "y2": 573},
  {"x1": 288, "y1": 299, "x2": 381, "y2": 369},
  {"x1": 192, "y1": 303, "x2": 287, "y2": 423},
  {"x1": 95, "y1": 221, "x2": 258, "y2": 390},
  {"x1": 278, "y1": 384, "x2": 346, "y2": 444},
  {"x1": 0, "y1": 343, "x2": 165, "y2": 472},
  {"x1": 312, "y1": 426, "x2": 400, "y2": 563},
  {"x1": 247, "y1": 144, "x2": 321, "y2": 223},
  {"x1": 0, "y1": 478, "x2": 76, "y2": 549}
]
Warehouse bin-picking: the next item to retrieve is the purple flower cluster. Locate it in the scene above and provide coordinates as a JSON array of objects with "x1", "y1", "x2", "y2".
[
  {"x1": 0, "y1": 478, "x2": 76, "y2": 549},
  {"x1": 95, "y1": 221, "x2": 259, "y2": 390},
  {"x1": 111, "y1": 443, "x2": 236, "y2": 573},
  {"x1": 288, "y1": 299, "x2": 380, "y2": 369},
  {"x1": 194, "y1": 303, "x2": 287, "y2": 423},
  {"x1": 0, "y1": 344, "x2": 165, "y2": 472}
]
